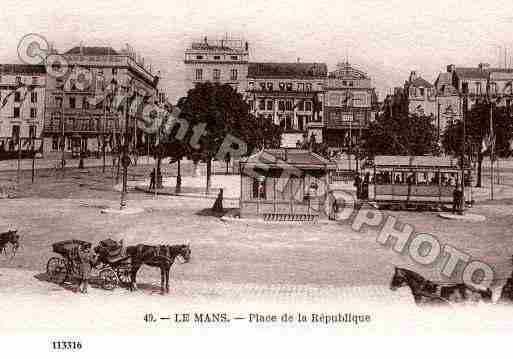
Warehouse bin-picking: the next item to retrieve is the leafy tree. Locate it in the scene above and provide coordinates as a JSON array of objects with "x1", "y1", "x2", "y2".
[
  {"x1": 362, "y1": 94, "x2": 439, "y2": 157},
  {"x1": 442, "y1": 100, "x2": 513, "y2": 187},
  {"x1": 177, "y1": 82, "x2": 281, "y2": 193}
]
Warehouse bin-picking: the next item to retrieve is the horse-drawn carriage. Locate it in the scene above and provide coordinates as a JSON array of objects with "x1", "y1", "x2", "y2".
[
  {"x1": 46, "y1": 239, "x2": 131, "y2": 290},
  {"x1": 46, "y1": 239, "x2": 192, "y2": 294}
]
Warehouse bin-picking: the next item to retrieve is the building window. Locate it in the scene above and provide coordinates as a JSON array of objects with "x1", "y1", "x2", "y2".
[
  {"x1": 30, "y1": 108, "x2": 37, "y2": 118},
  {"x1": 214, "y1": 55, "x2": 221, "y2": 60},
  {"x1": 15, "y1": 76, "x2": 22, "y2": 85},
  {"x1": 230, "y1": 69, "x2": 238, "y2": 80},
  {"x1": 12, "y1": 125, "x2": 20, "y2": 140},
  {"x1": 56, "y1": 97, "x2": 63, "y2": 108},
  {"x1": 298, "y1": 101, "x2": 304, "y2": 111},
  {"x1": 278, "y1": 101, "x2": 285, "y2": 111},
  {"x1": 32, "y1": 77, "x2": 38, "y2": 85},
  {"x1": 69, "y1": 97, "x2": 76, "y2": 109},
  {"x1": 342, "y1": 113, "x2": 353, "y2": 123},
  {"x1": 349, "y1": 81, "x2": 354, "y2": 87},
  {"x1": 279, "y1": 83, "x2": 285, "y2": 91},
  {"x1": 267, "y1": 82, "x2": 273, "y2": 91},
  {"x1": 112, "y1": 68, "x2": 118, "y2": 75},
  {"x1": 266, "y1": 100, "x2": 273, "y2": 111},
  {"x1": 305, "y1": 101, "x2": 312, "y2": 111},
  {"x1": 31, "y1": 91, "x2": 37, "y2": 103},
  {"x1": 419, "y1": 88, "x2": 425, "y2": 97},
  {"x1": 248, "y1": 100, "x2": 254, "y2": 110},
  {"x1": 98, "y1": 69, "x2": 104, "y2": 76},
  {"x1": 196, "y1": 55, "x2": 203, "y2": 60},
  {"x1": 52, "y1": 136, "x2": 59, "y2": 150},
  {"x1": 475, "y1": 82, "x2": 482, "y2": 95},
  {"x1": 231, "y1": 56, "x2": 238, "y2": 60},
  {"x1": 286, "y1": 83, "x2": 293, "y2": 91},
  {"x1": 13, "y1": 107, "x2": 20, "y2": 118},
  {"x1": 82, "y1": 97, "x2": 90, "y2": 109},
  {"x1": 259, "y1": 82, "x2": 266, "y2": 90},
  {"x1": 248, "y1": 81, "x2": 254, "y2": 89},
  {"x1": 462, "y1": 82, "x2": 469, "y2": 94},
  {"x1": 252, "y1": 177, "x2": 267, "y2": 199},
  {"x1": 195, "y1": 68, "x2": 203, "y2": 81},
  {"x1": 213, "y1": 69, "x2": 221, "y2": 81},
  {"x1": 342, "y1": 80, "x2": 347, "y2": 86},
  {"x1": 297, "y1": 83, "x2": 304, "y2": 91},
  {"x1": 14, "y1": 92, "x2": 21, "y2": 102},
  {"x1": 258, "y1": 100, "x2": 265, "y2": 110},
  {"x1": 285, "y1": 100, "x2": 293, "y2": 111},
  {"x1": 285, "y1": 115, "x2": 292, "y2": 129},
  {"x1": 29, "y1": 125, "x2": 36, "y2": 138}
]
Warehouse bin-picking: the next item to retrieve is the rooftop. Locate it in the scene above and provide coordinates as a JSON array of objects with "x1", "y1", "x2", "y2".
[
  {"x1": 407, "y1": 76, "x2": 433, "y2": 88},
  {"x1": 374, "y1": 156, "x2": 459, "y2": 168},
  {"x1": 243, "y1": 149, "x2": 335, "y2": 170},
  {"x1": 328, "y1": 62, "x2": 369, "y2": 80},
  {"x1": 248, "y1": 62, "x2": 328, "y2": 79},
  {"x1": 0, "y1": 64, "x2": 46, "y2": 75},
  {"x1": 65, "y1": 46, "x2": 119, "y2": 56}
]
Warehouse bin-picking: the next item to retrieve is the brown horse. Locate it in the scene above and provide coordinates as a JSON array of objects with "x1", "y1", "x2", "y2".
[
  {"x1": 390, "y1": 267, "x2": 492, "y2": 306},
  {"x1": 0, "y1": 230, "x2": 20, "y2": 257},
  {"x1": 124, "y1": 244, "x2": 191, "y2": 294}
]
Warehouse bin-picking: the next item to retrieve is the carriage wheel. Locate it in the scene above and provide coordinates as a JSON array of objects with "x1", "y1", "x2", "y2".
[
  {"x1": 116, "y1": 266, "x2": 131, "y2": 287},
  {"x1": 46, "y1": 257, "x2": 67, "y2": 284},
  {"x1": 99, "y1": 268, "x2": 118, "y2": 290}
]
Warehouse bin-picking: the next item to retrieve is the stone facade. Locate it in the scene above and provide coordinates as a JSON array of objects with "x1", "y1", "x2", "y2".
[
  {"x1": 43, "y1": 45, "x2": 159, "y2": 155},
  {"x1": 184, "y1": 37, "x2": 249, "y2": 94},
  {"x1": 0, "y1": 64, "x2": 46, "y2": 155},
  {"x1": 246, "y1": 62, "x2": 326, "y2": 148},
  {"x1": 323, "y1": 62, "x2": 378, "y2": 150}
]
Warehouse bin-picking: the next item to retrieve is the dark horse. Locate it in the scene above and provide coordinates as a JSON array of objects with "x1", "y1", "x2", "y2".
[
  {"x1": 390, "y1": 267, "x2": 492, "y2": 306},
  {"x1": 125, "y1": 244, "x2": 191, "y2": 294},
  {"x1": 498, "y1": 256, "x2": 513, "y2": 304},
  {"x1": 0, "y1": 230, "x2": 20, "y2": 257}
]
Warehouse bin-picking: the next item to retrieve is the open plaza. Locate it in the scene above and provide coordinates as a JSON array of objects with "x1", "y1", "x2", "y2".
[{"x1": 1, "y1": 156, "x2": 513, "y2": 333}]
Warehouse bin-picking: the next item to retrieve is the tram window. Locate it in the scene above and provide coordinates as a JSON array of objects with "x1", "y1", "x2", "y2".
[
  {"x1": 376, "y1": 171, "x2": 392, "y2": 184},
  {"x1": 393, "y1": 172, "x2": 405, "y2": 184},
  {"x1": 416, "y1": 172, "x2": 433, "y2": 185},
  {"x1": 405, "y1": 172, "x2": 415, "y2": 185},
  {"x1": 441, "y1": 173, "x2": 457, "y2": 186}
]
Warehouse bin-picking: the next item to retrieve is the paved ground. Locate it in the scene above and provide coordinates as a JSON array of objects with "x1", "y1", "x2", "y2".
[{"x1": 1, "y1": 158, "x2": 513, "y2": 332}]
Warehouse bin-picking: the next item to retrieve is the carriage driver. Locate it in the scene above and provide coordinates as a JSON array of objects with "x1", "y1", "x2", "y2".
[{"x1": 77, "y1": 242, "x2": 97, "y2": 294}]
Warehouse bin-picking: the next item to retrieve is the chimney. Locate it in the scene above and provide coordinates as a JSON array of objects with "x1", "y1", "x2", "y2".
[
  {"x1": 409, "y1": 71, "x2": 418, "y2": 81},
  {"x1": 447, "y1": 64, "x2": 455, "y2": 73},
  {"x1": 478, "y1": 63, "x2": 490, "y2": 70},
  {"x1": 245, "y1": 41, "x2": 249, "y2": 52}
]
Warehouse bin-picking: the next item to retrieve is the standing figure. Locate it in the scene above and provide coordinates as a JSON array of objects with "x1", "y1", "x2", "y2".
[
  {"x1": 77, "y1": 243, "x2": 96, "y2": 294},
  {"x1": 354, "y1": 174, "x2": 362, "y2": 199},
  {"x1": 212, "y1": 188, "x2": 224, "y2": 213},
  {"x1": 149, "y1": 169, "x2": 156, "y2": 190}
]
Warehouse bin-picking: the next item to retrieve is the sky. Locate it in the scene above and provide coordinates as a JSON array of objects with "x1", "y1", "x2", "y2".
[{"x1": 1, "y1": 0, "x2": 513, "y2": 102}]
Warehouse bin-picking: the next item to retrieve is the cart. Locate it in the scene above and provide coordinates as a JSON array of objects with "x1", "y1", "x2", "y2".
[{"x1": 46, "y1": 239, "x2": 130, "y2": 290}]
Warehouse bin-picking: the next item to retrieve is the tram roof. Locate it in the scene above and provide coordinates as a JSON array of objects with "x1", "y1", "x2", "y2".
[{"x1": 373, "y1": 156, "x2": 462, "y2": 169}]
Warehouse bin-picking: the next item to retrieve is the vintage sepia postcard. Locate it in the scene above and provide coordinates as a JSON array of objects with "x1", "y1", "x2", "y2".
[{"x1": 1, "y1": 0, "x2": 513, "y2": 356}]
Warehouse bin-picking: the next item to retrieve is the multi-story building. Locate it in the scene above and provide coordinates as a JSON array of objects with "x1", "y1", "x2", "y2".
[
  {"x1": 184, "y1": 37, "x2": 249, "y2": 93},
  {"x1": 323, "y1": 62, "x2": 378, "y2": 150},
  {"x1": 404, "y1": 71, "x2": 436, "y2": 116},
  {"x1": 246, "y1": 62, "x2": 327, "y2": 148},
  {"x1": 430, "y1": 63, "x2": 513, "y2": 137},
  {"x1": 0, "y1": 64, "x2": 46, "y2": 156},
  {"x1": 43, "y1": 45, "x2": 159, "y2": 155}
]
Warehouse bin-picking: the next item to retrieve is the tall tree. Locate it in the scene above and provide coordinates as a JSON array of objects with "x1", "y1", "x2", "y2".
[
  {"x1": 178, "y1": 82, "x2": 280, "y2": 193},
  {"x1": 362, "y1": 93, "x2": 439, "y2": 157},
  {"x1": 442, "y1": 100, "x2": 513, "y2": 187}
]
